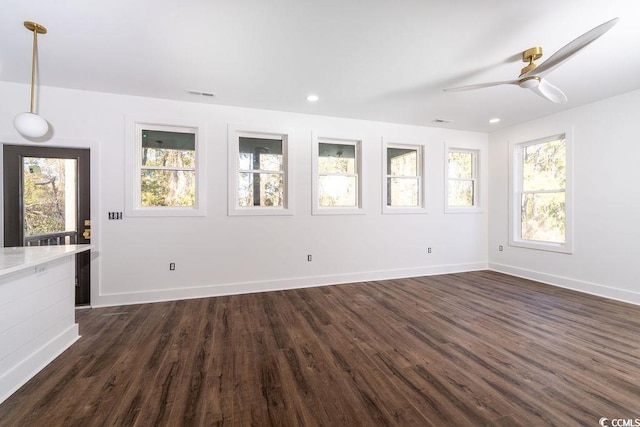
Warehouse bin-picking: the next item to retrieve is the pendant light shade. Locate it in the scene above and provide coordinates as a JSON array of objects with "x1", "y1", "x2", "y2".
[
  {"x1": 14, "y1": 21, "x2": 49, "y2": 139},
  {"x1": 14, "y1": 112, "x2": 49, "y2": 138}
]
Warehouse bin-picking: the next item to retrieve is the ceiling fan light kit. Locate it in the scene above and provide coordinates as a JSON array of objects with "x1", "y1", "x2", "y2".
[
  {"x1": 444, "y1": 17, "x2": 619, "y2": 104},
  {"x1": 518, "y1": 76, "x2": 541, "y2": 89},
  {"x1": 14, "y1": 20, "x2": 50, "y2": 139}
]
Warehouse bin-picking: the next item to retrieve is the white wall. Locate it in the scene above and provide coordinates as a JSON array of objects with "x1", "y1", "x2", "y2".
[
  {"x1": 1, "y1": 81, "x2": 488, "y2": 307},
  {"x1": 488, "y1": 89, "x2": 640, "y2": 305}
]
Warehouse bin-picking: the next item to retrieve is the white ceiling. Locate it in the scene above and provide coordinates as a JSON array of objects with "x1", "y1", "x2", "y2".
[{"x1": 2, "y1": 0, "x2": 640, "y2": 133}]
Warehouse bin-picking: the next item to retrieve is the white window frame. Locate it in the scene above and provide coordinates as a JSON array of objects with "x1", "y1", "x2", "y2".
[
  {"x1": 125, "y1": 117, "x2": 207, "y2": 217},
  {"x1": 312, "y1": 133, "x2": 363, "y2": 215},
  {"x1": 228, "y1": 124, "x2": 293, "y2": 216},
  {"x1": 382, "y1": 140, "x2": 427, "y2": 214},
  {"x1": 445, "y1": 147, "x2": 480, "y2": 213},
  {"x1": 509, "y1": 131, "x2": 573, "y2": 253}
]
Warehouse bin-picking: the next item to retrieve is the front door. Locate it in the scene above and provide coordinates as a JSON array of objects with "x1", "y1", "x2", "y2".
[{"x1": 3, "y1": 144, "x2": 91, "y2": 305}]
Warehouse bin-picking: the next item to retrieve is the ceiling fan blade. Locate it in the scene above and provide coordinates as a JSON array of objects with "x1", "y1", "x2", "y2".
[
  {"x1": 443, "y1": 80, "x2": 519, "y2": 92},
  {"x1": 522, "y1": 17, "x2": 619, "y2": 78},
  {"x1": 530, "y1": 79, "x2": 568, "y2": 103}
]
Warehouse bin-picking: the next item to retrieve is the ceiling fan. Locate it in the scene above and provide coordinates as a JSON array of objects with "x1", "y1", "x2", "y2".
[{"x1": 444, "y1": 17, "x2": 619, "y2": 104}]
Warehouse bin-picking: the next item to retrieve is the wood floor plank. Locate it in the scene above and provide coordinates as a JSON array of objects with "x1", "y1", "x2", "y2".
[{"x1": 1, "y1": 270, "x2": 640, "y2": 426}]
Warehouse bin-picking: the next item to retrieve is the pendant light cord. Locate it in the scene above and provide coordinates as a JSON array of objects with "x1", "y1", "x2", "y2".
[{"x1": 29, "y1": 26, "x2": 38, "y2": 113}]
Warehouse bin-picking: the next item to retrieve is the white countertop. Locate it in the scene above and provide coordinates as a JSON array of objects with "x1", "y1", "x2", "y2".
[{"x1": 0, "y1": 245, "x2": 93, "y2": 278}]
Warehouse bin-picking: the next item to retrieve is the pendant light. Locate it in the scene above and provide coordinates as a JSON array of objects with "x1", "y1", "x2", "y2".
[{"x1": 13, "y1": 21, "x2": 49, "y2": 138}]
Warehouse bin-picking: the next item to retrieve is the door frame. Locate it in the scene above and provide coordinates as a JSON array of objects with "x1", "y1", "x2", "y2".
[{"x1": 3, "y1": 144, "x2": 91, "y2": 305}]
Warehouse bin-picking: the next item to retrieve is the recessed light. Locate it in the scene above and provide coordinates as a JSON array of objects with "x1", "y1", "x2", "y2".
[
  {"x1": 489, "y1": 118, "x2": 501, "y2": 124},
  {"x1": 432, "y1": 118, "x2": 453, "y2": 124},
  {"x1": 306, "y1": 94, "x2": 319, "y2": 102}
]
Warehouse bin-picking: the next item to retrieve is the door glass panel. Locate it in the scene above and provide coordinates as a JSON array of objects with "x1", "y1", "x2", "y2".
[{"x1": 22, "y1": 157, "x2": 78, "y2": 245}]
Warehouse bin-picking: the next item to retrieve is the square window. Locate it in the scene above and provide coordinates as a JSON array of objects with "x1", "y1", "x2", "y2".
[{"x1": 126, "y1": 120, "x2": 206, "y2": 217}]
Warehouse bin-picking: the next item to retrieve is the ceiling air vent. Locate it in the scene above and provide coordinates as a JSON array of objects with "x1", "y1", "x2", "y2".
[
  {"x1": 432, "y1": 118, "x2": 453, "y2": 124},
  {"x1": 186, "y1": 90, "x2": 215, "y2": 97}
]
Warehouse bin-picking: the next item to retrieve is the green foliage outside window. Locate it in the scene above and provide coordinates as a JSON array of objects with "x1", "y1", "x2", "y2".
[
  {"x1": 22, "y1": 158, "x2": 72, "y2": 236},
  {"x1": 141, "y1": 168, "x2": 195, "y2": 207},
  {"x1": 140, "y1": 129, "x2": 196, "y2": 207},
  {"x1": 238, "y1": 137, "x2": 285, "y2": 207},
  {"x1": 521, "y1": 138, "x2": 566, "y2": 243}
]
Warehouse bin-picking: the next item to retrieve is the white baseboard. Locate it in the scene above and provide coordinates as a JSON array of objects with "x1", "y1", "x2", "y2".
[
  {"x1": 489, "y1": 262, "x2": 640, "y2": 307},
  {"x1": 92, "y1": 262, "x2": 488, "y2": 308},
  {"x1": 0, "y1": 324, "x2": 80, "y2": 405}
]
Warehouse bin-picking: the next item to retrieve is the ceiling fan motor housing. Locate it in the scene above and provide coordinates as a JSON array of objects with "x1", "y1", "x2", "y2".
[{"x1": 521, "y1": 46, "x2": 543, "y2": 76}]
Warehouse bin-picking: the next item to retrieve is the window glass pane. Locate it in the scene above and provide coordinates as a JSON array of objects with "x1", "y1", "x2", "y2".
[
  {"x1": 388, "y1": 148, "x2": 417, "y2": 176},
  {"x1": 141, "y1": 170, "x2": 195, "y2": 207},
  {"x1": 23, "y1": 157, "x2": 77, "y2": 237},
  {"x1": 238, "y1": 173, "x2": 284, "y2": 207},
  {"x1": 448, "y1": 151, "x2": 473, "y2": 179},
  {"x1": 259, "y1": 153, "x2": 283, "y2": 172},
  {"x1": 521, "y1": 192, "x2": 565, "y2": 243},
  {"x1": 142, "y1": 129, "x2": 195, "y2": 168},
  {"x1": 319, "y1": 175, "x2": 357, "y2": 207},
  {"x1": 448, "y1": 180, "x2": 474, "y2": 206},
  {"x1": 318, "y1": 143, "x2": 356, "y2": 174},
  {"x1": 387, "y1": 177, "x2": 418, "y2": 207},
  {"x1": 239, "y1": 152, "x2": 253, "y2": 170},
  {"x1": 522, "y1": 139, "x2": 566, "y2": 191},
  {"x1": 239, "y1": 137, "x2": 283, "y2": 172}
]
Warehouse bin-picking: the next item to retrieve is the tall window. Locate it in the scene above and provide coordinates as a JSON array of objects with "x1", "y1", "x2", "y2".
[
  {"x1": 511, "y1": 133, "x2": 572, "y2": 252},
  {"x1": 239, "y1": 137, "x2": 284, "y2": 207},
  {"x1": 139, "y1": 126, "x2": 196, "y2": 207},
  {"x1": 229, "y1": 128, "x2": 291, "y2": 215},
  {"x1": 313, "y1": 136, "x2": 362, "y2": 214},
  {"x1": 383, "y1": 143, "x2": 426, "y2": 213},
  {"x1": 447, "y1": 149, "x2": 479, "y2": 211}
]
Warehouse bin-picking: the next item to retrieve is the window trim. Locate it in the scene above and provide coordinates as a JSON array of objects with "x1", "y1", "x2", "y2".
[
  {"x1": 228, "y1": 124, "x2": 293, "y2": 216},
  {"x1": 125, "y1": 117, "x2": 207, "y2": 217},
  {"x1": 382, "y1": 140, "x2": 427, "y2": 214},
  {"x1": 509, "y1": 130, "x2": 574, "y2": 253},
  {"x1": 445, "y1": 146, "x2": 481, "y2": 213},
  {"x1": 312, "y1": 132, "x2": 364, "y2": 215}
]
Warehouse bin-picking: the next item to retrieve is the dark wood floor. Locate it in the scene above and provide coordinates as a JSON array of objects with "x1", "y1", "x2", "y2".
[{"x1": 1, "y1": 271, "x2": 639, "y2": 426}]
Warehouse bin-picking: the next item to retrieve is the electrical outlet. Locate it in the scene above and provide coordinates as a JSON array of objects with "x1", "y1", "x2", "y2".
[
  {"x1": 307, "y1": 255, "x2": 312, "y2": 262},
  {"x1": 169, "y1": 262, "x2": 175, "y2": 271},
  {"x1": 427, "y1": 247, "x2": 432, "y2": 254},
  {"x1": 499, "y1": 245, "x2": 504, "y2": 252}
]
